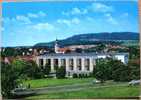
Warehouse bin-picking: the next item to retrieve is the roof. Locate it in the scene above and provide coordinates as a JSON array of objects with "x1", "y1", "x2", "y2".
[{"x1": 38, "y1": 52, "x2": 129, "y2": 57}]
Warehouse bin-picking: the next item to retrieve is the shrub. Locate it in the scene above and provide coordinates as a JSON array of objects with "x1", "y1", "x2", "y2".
[
  {"x1": 56, "y1": 66, "x2": 66, "y2": 79},
  {"x1": 73, "y1": 73, "x2": 78, "y2": 78},
  {"x1": 79, "y1": 74, "x2": 82, "y2": 78}
]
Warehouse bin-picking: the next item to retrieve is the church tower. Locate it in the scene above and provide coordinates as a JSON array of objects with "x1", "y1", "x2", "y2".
[{"x1": 55, "y1": 39, "x2": 59, "y2": 53}]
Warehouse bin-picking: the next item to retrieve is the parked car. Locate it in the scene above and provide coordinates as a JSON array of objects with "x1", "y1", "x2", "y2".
[{"x1": 128, "y1": 80, "x2": 140, "y2": 86}]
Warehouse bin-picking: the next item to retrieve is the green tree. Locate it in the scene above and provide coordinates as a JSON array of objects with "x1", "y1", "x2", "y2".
[
  {"x1": 56, "y1": 66, "x2": 66, "y2": 79},
  {"x1": 43, "y1": 63, "x2": 51, "y2": 75},
  {"x1": 112, "y1": 62, "x2": 129, "y2": 82},
  {"x1": 128, "y1": 59, "x2": 140, "y2": 80},
  {"x1": 128, "y1": 46, "x2": 140, "y2": 59},
  {"x1": 93, "y1": 58, "x2": 111, "y2": 83},
  {"x1": 96, "y1": 44, "x2": 106, "y2": 52},
  {"x1": 12, "y1": 59, "x2": 43, "y2": 79},
  {"x1": 94, "y1": 58, "x2": 131, "y2": 82},
  {"x1": 1, "y1": 62, "x2": 19, "y2": 98}
]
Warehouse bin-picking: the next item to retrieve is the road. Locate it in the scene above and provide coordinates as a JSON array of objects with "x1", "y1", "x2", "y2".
[{"x1": 13, "y1": 82, "x2": 128, "y2": 96}]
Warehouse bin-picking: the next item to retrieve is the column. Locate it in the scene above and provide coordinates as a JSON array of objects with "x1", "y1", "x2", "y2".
[
  {"x1": 51, "y1": 58, "x2": 54, "y2": 72},
  {"x1": 73, "y1": 58, "x2": 77, "y2": 73},
  {"x1": 36, "y1": 57, "x2": 39, "y2": 66},
  {"x1": 89, "y1": 57, "x2": 93, "y2": 72},
  {"x1": 58, "y1": 58, "x2": 61, "y2": 68},
  {"x1": 81, "y1": 58, "x2": 85, "y2": 72},
  {"x1": 66, "y1": 58, "x2": 69, "y2": 72},
  {"x1": 93, "y1": 59, "x2": 96, "y2": 69},
  {"x1": 43, "y1": 58, "x2": 46, "y2": 67}
]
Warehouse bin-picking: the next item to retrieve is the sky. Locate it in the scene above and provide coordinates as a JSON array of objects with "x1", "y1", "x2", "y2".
[{"x1": 1, "y1": 0, "x2": 139, "y2": 47}]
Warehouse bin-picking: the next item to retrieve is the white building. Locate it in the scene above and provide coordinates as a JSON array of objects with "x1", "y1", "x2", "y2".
[
  {"x1": 36, "y1": 52, "x2": 128, "y2": 77},
  {"x1": 36, "y1": 40, "x2": 129, "y2": 77}
]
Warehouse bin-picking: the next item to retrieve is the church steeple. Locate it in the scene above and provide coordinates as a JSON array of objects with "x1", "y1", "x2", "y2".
[{"x1": 55, "y1": 38, "x2": 59, "y2": 53}]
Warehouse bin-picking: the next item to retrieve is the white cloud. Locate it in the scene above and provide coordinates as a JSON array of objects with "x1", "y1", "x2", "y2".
[
  {"x1": 16, "y1": 15, "x2": 31, "y2": 24},
  {"x1": 105, "y1": 13, "x2": 118, "y2": 25},
  {"x1": 57, "y1": 19, "x2": 71, "y2": 26},
  {"x1": 38, "y1": 11, "x2": 47, "y2": 17},
  {"x1": 32, "y1": 22, "x2": 54, "y2": 31},
  {"x1": 107, "y1": 17, "x2": 118, "y2": 25},
  {"x1": 71, "y1": 18, "x2": 80, "y2": 24},
  {"x1": 62, "y1": 3, "x2": 114, "y2": 16},
  {"x1": 28, "y1": 13, "x2": 38, "y2": 18},
  {"x1": 71, "y1": 7, "x2": 88, "y2": 15},
  {"x1": 28, "y1": 11, "x2": 47, "y2": 18},
  {"x1": 57, "y1": 17, "x2": 80, "y2": 26},
  {"x1": 90, "y1": 3, "x2": 114, "y2": 13},
  {"x1": 62, "y1": 7, "x2": 87, "y2": 16}
]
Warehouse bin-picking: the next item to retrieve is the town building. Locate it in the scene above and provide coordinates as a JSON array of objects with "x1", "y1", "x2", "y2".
[{"x1": 36, "y1": 40, "x2": 129, "y2": 77}]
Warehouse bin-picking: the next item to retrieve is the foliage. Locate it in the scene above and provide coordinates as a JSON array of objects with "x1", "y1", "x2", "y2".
[
  {"x1": 1, "y1": 62, "x2": 19, "y2": 98},
  {"x1": 96, "y1": 44, "x2": 106, "y2": 52},
  {"x1": 72, "y1": 73, "x2": 78, "y2": 78},
  {"x1": 43, "y1": 63, "x2": 51, "y2": 75},
  {"x1": 128, "y1": 46, "x2": 140, "y2": 59},
  {"x1": 12, "y1": 59, "x2": 44, "y2": 79},
  {"x1": 111, "y1": 61, "x2": 129, "y2": 82},
  {"x1": 56, "y1": 66, "x2": 66, "y2": 79},
  {"x1": 93, "y1": 58, "x2": 135, "y2": 82},
  {"x1": 93, "y1": 58, "x2": 111, "y2": 82},
  {"x1": 128, "y1": 60, "x2": 140, "y2": 80}
]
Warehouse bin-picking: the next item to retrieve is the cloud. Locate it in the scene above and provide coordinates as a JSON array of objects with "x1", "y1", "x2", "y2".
[
  {"x1": 71, "y1": 7, "x2": 88, "y2": 15},
  {"x1": 32, "y1": 22, "x2": 54, "y2": 31},
  {"x1": 105, "y1": 13, "x2": 118, "y2": 25},
  {"x1": 28, "y1": 13, "x2": 38, "y2": 18},
  {"x1": 28, "y1": 11, "x2": 47, "y2": 18},
  {"x1": 89, "y1": 3, "x2": 114, "y2": 13},
  {"x1": 57, "y1": 19, "x2": 71, "y2": 26},
  {"x1": 16, "y1": 15, "x2": 31, "y2": 24},
  {"x1": 71, "y1": 18, "x2": 80, "y2": 24},
  {"x1": 62, "y1": 2, "x2": 114, "y2": 16},
  {"x1": 57, "y1": 17, "x2": 80, "y2": 26},
  {"x1": 62, "y1": 7, "x2": 87, "y2": 16}
]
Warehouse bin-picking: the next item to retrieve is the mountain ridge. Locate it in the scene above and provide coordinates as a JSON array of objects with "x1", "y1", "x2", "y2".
[{"x1": 34, "y1": 32, "x2": 139, "y2": 48}]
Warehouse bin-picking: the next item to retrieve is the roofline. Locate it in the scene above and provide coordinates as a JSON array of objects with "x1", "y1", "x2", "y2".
[{"x1": 37, "y1": 52, "x2": 129, "y2": 57}]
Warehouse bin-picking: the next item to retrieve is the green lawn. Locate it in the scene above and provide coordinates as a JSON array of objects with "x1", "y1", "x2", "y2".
[
  {"x1": 25, "y1": 85, "x2": 140, "y2": 99},
  {"x1": 23, "y1": 78, "x2": 93, "y2": 88}
]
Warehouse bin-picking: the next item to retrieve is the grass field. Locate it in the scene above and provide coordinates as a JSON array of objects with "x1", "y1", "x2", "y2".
[
  {"x1": 23, "y1": 78, "x2": 94, "y2": 88},
  {"x1": 25, "y1": 85, "x2": 140, "y2": 99}
]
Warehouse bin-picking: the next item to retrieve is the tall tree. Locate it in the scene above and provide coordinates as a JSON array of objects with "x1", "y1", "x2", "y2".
[{"x1": 1, "y1": 62, "x2": 19, "y2": 98}]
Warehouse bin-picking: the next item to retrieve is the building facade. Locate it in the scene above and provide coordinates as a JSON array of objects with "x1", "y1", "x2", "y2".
[
  {"x1": 36, "y1": 40, "x2": 128, "y2": 77},
  {"x1": 36, "y1": 52, "x2": 129, "y2": 77}
]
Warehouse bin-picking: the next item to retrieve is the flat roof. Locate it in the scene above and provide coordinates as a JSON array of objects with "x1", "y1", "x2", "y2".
[{"x1": 38, "y1": 52, "x2": 129, "y2": 57}]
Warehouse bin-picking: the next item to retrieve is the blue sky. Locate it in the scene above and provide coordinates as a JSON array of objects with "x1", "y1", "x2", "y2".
[{"x1": 2, "y1": 0, "x2": 139, "y2": 47}]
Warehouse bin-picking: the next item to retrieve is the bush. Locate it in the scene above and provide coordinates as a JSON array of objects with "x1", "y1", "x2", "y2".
[
  {"x1": 79, "y1": 74, "x2": 82, "y2": 78},
  {"x1": 85, "y1": 74, "x2": 88, "y2": 78},
  {"x1": 73, "y1": 73, "x2": 78, "y2": 78},
  {"x1": 89, "y1": 73, "x2": 93, "y2": 77},
  {"x1": 43, "y1": 63, "x2": 51, "y2": 75},
  {"x1": 56, "y1": 66, "x2": 66, "y2": 79},
  {"x1": 81, "y1": 74, "x2": 85, "y2": 78}
]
